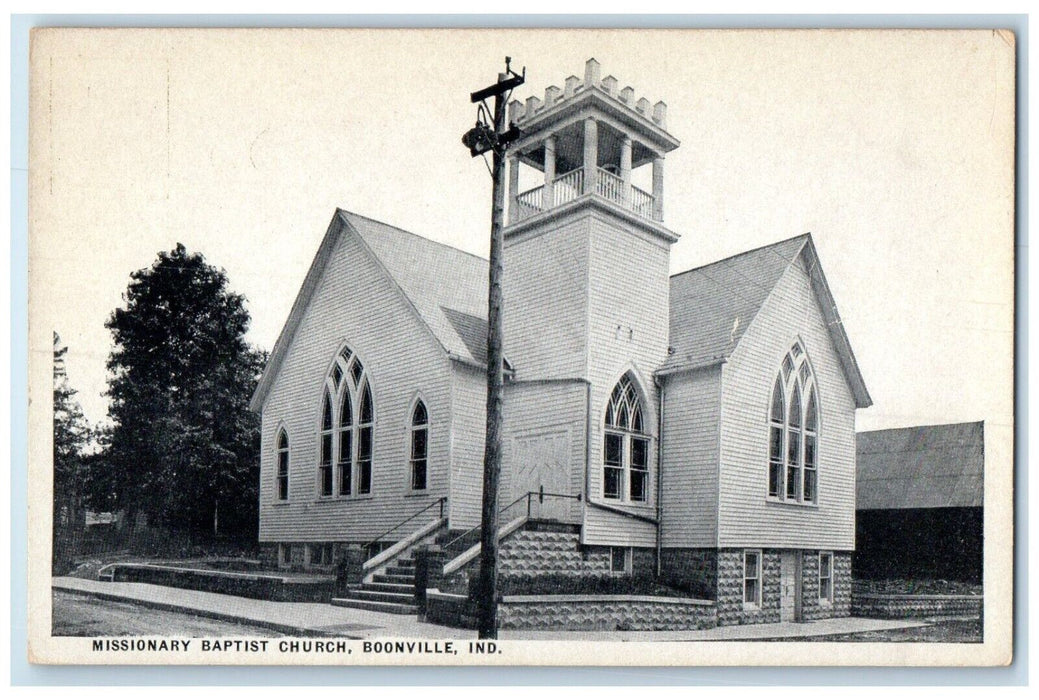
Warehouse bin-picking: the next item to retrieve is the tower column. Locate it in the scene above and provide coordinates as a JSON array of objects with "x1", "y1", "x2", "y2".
[
  {"x1": 620, "y1": 136, "x2": 633, "y2": 207},
  {"x1": 543, "y1": 135, "x2": 556, "y2": 209},
  {"x1": 583, "y1": 117, "x2": 598, "y2": 196},
  {"x1": 651, "y1": 155, "x2": 665, "y2": 221},
  {"x1": 508, "y1": 155, "x2": 520, "y2": 224}
]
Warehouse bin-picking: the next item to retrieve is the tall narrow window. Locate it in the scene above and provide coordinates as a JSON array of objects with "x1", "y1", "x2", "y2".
[
  {"x1": 337, "y1": 390, "x2": 353, "y2": 495},
  {"x1": 744, "y1": 550, "x2": 762, "y2": 606},
  {"x1": 319, "y1": 392, "x2": 334, "y2": 496},
  {"x1": 818, "y1": 551, "x2": 833, "y2": 603},
  {"x1": 358, "y1": 382, "x2": 373, "y2": 494},
  {"x1": 319, "y1": 345, "x2": 374, "y2": 497},
  {"x1": 276, "y1": 430, "x2": 289, "y2": 501},
  {"x1": 410, "y1": 400, "x2": 429, "y2": 491},
  {"x1": 767, "y1": 342, "x2": 819, "y2": 504},
  {"x1": 603, "y1": 373, "x2": 650, "y2": 503}
]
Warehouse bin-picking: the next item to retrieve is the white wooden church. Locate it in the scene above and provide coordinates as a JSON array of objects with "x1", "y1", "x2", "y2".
[{"x1": 249, "y1": 59, "x2": 872, "y2": 628}]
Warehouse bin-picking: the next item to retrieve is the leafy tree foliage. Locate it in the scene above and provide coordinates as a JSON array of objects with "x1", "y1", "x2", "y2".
[
  {"x1": 102, "y1": 244, "x2": 265, "y2": 542},
  {"x1": 53, "y1": 332, "x2": 92, "y2": 571}
]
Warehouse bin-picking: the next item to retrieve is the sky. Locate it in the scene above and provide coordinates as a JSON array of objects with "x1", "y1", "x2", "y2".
[{"x1": 29, "y1": 28, "x2": 1015, "y2": 443}]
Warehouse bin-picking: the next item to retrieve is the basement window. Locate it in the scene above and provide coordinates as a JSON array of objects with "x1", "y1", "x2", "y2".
[
  {"x1": 743, "y1": 550, "x2": 762, "y2": 608},
  {"x1": 819, "y1": 551, "x2": 833, "y2": 604},
  {"x1": 610, "y1": 546, "x2": 632, "y2": 575}
]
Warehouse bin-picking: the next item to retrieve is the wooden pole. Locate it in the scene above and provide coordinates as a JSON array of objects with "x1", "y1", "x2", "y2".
[{"x1": 475, "y1": 69, "x2": 510, "y2": 640}]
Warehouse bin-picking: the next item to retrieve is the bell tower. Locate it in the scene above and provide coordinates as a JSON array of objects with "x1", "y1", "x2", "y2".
[{"x1": 502, "y1": 58, "x2": 681, "y2": 388}]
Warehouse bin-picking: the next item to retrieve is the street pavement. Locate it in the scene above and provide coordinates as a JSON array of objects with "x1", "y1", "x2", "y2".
[{"x1": 53, "y1": 577, "x2": 930, "y2": 641}]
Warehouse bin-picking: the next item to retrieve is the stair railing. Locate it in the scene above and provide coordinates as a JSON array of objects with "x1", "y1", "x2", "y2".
[
  {"x1": 362, "y1": 496, "x2": 447, "y2": 559},
  {"x1": 440, "y1": 488, "x2": 583, "y2": 557}
]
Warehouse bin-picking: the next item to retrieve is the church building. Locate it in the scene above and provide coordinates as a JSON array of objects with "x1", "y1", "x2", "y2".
[{"x1": 249, "y1": 59, "x2": 872, "y2": 627}]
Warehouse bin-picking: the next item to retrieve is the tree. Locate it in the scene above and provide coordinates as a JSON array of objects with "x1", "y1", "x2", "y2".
[
  {"x1": 53, "y1": 332, "x2": 92, "y2": 571},
  {"x1": 102, "y1": 243, "x2": 264, "y2": 545}
]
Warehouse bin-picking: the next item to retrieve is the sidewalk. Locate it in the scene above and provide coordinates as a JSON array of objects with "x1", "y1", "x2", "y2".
[
  {"x1": 54, "y1": 577, "x2": 471, "y2": 639},
  {"x1": 54, "y1": 577, "x2": 929, "y2": 641}
]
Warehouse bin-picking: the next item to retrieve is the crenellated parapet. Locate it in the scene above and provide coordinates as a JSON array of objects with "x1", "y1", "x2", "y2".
[{"x1": 508, "y1": 58, "x2": 669, "y2": 132}]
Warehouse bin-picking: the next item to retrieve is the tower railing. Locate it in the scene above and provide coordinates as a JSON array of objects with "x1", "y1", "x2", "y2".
[
  {"x1": 596, "y1": 167, "x2": 625, "y2": 205},
  {"x1": 552, "y1": 169, "x2": 583, "y2": 207},
  {"x1": 631, "y1": 185, "x2": 656, "y2": 219},
  {"x1": 511, "y1": 166, "x2": 658, "y2": 223}
]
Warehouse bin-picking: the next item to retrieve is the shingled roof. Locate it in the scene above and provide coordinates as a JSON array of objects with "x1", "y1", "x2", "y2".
[
  {"x1": 343, "y1": 211, "x2": 489, "y2": 366},
  {"x1": 250, "y1": 210, "x2": 490, "y2": 412},
  {"x1": 252, "y1": 212, "x2": 870, "y2": 411},
  {"x1": 856, "y1": 422, "x2": 985, "y2": 510},
  {"x1": 665, "y1": 233, "x2": 871, "y2": 408}
]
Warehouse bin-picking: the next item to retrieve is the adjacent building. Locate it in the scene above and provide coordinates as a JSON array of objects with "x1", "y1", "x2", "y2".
[{"x1": 855, "y1": 422, "x2": 984, "y2": 584}]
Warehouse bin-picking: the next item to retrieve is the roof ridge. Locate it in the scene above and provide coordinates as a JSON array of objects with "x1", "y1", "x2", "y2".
[
  {"x1": 337, "y1": 208, "x2": 489, "y2": 265},
  {"x1": 859, "y1": 420, "x2": 985, "y2": 435},
  {"x1": 670, "y1": 232, "x2": 810, "y2": 280}
]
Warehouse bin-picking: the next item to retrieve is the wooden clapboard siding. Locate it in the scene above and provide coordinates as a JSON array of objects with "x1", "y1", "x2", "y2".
[
  {"x1": 447, "y1": 362, "x2": 485, "y2": 530},
  {"x1": 718, "y1": 252, "x2": 857, "y2": 550},
  {"x1": 503, "y1": 214, "x2": 590, "y2": 381},
  {"x1": 503, "y1": 381, "x2": 588, "y2": 524},
  {"x1": 582, "y1": 213, "x2": 671, "y2": 546},
  {"x1": 258, "y1": 221, "x2": 453, "y2": 543},
  {"x1": 659, "y1": 365, "x2": 722, "y2": 549}
]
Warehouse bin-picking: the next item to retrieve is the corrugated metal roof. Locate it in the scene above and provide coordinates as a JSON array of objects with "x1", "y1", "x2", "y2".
[
  {"x1": 665, "y1": 234, "x2": 810, "y2": 372},
  {"x1": 343, "y1": 211, "x2": 489, "y2": 366},
  {"x1": 856, "y1": 422, "x2": 985, "y2": 510}
]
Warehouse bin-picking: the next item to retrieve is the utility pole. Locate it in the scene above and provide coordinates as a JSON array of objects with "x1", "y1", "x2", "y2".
[{"x1": 461, "y1": 57, "x2": 524, "y2": 639}]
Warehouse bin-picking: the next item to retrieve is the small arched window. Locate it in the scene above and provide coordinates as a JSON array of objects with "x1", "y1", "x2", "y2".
[
  {"x1": 603, "y1": 373, "x2": 650, "y2": 502},
  {"x1": 767, "y1": 342, "x2": 819, "y2": 503},
  {"x1": 410, "y1": 400, "x2": 428, "y2": 491},
  {"x1": 320, "y1": 345, "x2": 374, "y2": 496},
  {"x1": 276, "y1": 430, "x2": 289, "y2": 501}
]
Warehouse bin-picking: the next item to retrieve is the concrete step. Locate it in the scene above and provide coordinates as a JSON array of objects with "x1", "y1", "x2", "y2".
[
  {"x1": 363, "y1": 581, "x2": 414, "y2": 594},
  {"x1": 331, "y1": 597, "x2": 418, "y2": 615},
  {"x1": 386, "y1": 565, "x2": 416, "y2": 576},
  {"x1": 374, "y1": 573, "x2": 415, "y2": 585},
  {"x1": 349, "y1": 588, "x2": 415, "y2": 604}
]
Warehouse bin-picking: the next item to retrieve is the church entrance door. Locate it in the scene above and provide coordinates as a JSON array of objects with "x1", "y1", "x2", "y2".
[{"x1": 511, "y1": 430, "x2": 571, "y2": 522}]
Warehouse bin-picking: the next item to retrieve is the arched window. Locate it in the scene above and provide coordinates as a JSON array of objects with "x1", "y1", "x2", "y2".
[
  {"x1": 767, "y1": 342, "x2": 819, "y2": 503},
  {"x1": 410, "y1": 400, "x2": 428, "y2": 491},
  {"x1": 320, "y1": 345, "x2": 374, "y2": 496},
  {"x1": 603, "y1": 373, "x2": 650, "y2": 503},
  {"x1": 276, "y1": 430, "x2": 289, "y2": 501}
]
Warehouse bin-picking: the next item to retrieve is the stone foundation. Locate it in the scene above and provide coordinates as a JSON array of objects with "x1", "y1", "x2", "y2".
[
  {"x1": 499, "y1": 594, "x2": 716, "y2": 631},
  {"x1": 851, "y1": 593, "x2": 983, "y2": 620},
  {"x1": 800, "y1": 550, "x2": 852, "y2": 621},
  {"x1": 716, "y1": 549, "x2": 782, "y2": 626}
]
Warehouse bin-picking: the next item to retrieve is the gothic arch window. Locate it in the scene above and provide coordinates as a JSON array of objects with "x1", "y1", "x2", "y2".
[
  {"x1": 409, "y1": 400, "x2": 429, "y2": 491},
  {"x1": 320, "y1": 345, "x2": 373, "y2": 497},
  {"x1": 768, "y1": 341, "x2": 819, "y2": 503},
  {"x1": 603, "y1": 373, "x2": 650, "y2": 503},
  {"x1": 276, "y1": 429, "x2": 289, "y2": 501}
]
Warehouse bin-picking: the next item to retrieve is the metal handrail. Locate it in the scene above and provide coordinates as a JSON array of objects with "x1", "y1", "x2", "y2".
[
  {"x1": 362, "y1": 496, "x2": 446, "y2": 553},
  {"x1": 440, "y1": 488, "x2": 583, "y2": 552}
]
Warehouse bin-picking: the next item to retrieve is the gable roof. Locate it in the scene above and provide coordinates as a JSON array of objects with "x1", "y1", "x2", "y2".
[
  {"x1": 663, "y1": 233, "x2": 872, "y2": 408},
  {"x1": 856, "y1": 422, "x2": 985, "y2": 510},
  {"x1": 342, "y1": 211, "x2": 489, "y2": 365},
  {"x1": 250, "y1": 209, "x2": 489, "y2": 412}
]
